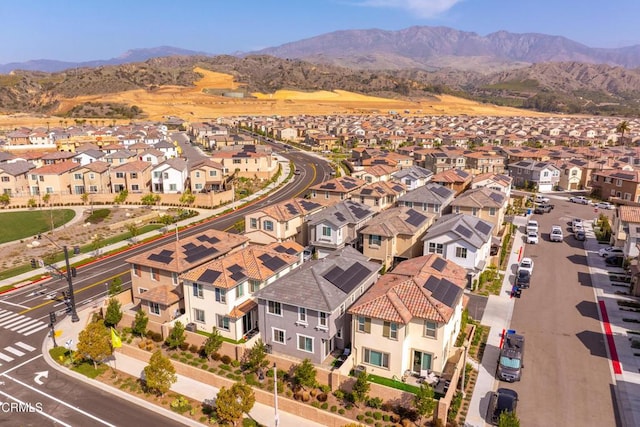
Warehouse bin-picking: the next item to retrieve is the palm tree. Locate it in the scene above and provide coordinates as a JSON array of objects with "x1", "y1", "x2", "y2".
[{"x1": 616, "y1": 120, "x2": 630, "y2": 146}]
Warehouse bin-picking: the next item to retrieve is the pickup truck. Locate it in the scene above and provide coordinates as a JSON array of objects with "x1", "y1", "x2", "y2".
[
  {"x1": 497, "y1": 331, "x2": 525, "y2": 382},
  {"x1": 533, "y1": 195, "x2": 550, "y2": 204},
  {"x1": 533, "y1": 203, "x2": 554, "y2": 214}
]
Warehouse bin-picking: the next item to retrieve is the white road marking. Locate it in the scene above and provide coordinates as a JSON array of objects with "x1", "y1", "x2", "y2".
[
  {"x1": 4, "y1": 347, "x2": 25, "y2": 357},
  {"x1": 0, "y1": 353, "x2": 14, "y2": 362},
  {"x1": 23, "y1": 323, "x2": 49, "y2": 336},
  {"x1": 0, "y1": 354, "x2": 41, "y2": 375},
  {"x1": 15, "y1": 342, "x2": 36, "y2": 352},
  {"x1": 0, "y1": 300, "x2": 29, "y2": 309},
  {"x1": 17, "y1": 321, "x2": 46, "y2": 334},
  {"x1": 2, "y1": 373, "x2": 117, "y2": 427},
  {"x1": 0, "y1": 314, "x2": 22, "y2": 326},
  {"x1": 7, "y1": 317, "x2": 36, "y2": 330},
  {"x1": 0, "y1": 310, "x2": 18, "y2": 320},
  {"x1": 0, "y1": 388, "x2": 72, "y2": 427}
]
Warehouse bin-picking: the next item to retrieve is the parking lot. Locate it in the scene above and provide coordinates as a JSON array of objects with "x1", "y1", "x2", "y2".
[{"x1": 503, "y1": 199, "x2": 618, "y2": 426}]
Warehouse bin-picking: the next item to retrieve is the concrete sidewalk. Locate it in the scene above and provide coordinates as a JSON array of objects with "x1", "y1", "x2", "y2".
[
  {"x1": 1, "y1": 156, "x2": 292, "y2": 289},
  {"x1": 43, "y1": 304, "x2": 324, "y2": 427},
  {"x1": 464, "y1": 216, "x2": 526, "y2": 427}
]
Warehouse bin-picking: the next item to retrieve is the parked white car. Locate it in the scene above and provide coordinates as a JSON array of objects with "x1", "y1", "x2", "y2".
[
  {"x1": 595, "y1": 202, "x2": 615, "y2": 210},
  {"x1": 534, "y1": 195, "x2": 550, "y2": 204},
  {"x1": 526, "y1": 220, "x2": 539, "y2": 234},
  {"x1": 598, "y1": 246, "x2": 624, "y2": 257},
  {"x1": 550, "y1": 225, "x2": 563, "y2": 242},
  {"x1": 519, "y1": 257, "x2": 534, "y2": 276},
  {"x1": 571, "y1": 218, "x2": 583, "y2": 232},
  {"x1": 569, "y1": 196, "x2": 590, "y2": 205},
  {"x1": 526, "y1": 231, "x2": 539, "y2": 244}
]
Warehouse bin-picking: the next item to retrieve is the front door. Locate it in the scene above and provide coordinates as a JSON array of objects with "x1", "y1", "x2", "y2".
[
  {"x1": 412, "y1": 350, "x2": 432, "y2": 374},
  {"x1": 242, "y1": 310, "x2": 253, "y2": 335},
  {"x1": 322, "y1": 338, "x2": 332, "y2": 359}
]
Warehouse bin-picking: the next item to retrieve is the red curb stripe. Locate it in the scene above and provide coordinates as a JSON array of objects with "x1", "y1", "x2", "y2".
[
  {"x1": 598, "y1": 300, "x2": 622, "y2": 375},
  {"x1": 499, "y1": 328, "x2": 505, "y2": 349}
]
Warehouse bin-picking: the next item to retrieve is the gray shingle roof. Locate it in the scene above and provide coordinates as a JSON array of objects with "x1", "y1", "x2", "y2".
[
  {"x1": 398, "y1": 182, "x2": 455, "y2": 204},
  {"x1": 0, "y1": 161, "x2": 35, "y2": 176},
  {"x1": 253, "y1": 246, "x2": 379, "y2": 312},
  {"x1": 422, "y1": 213, "x2": 494, "y2": 249},
  {"x1": 392, "y1": 165, "x2": 433, "y2": 181},
  {"x1": 307, "y1": 200, "x2": 374, "y2": 227}
]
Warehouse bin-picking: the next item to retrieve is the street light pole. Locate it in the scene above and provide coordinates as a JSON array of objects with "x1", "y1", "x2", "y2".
[
  {"x1": 63, "y1": 246, "x2": 80, "y2": 323},
  {"x1": 273, "y1": 363, "x2": 279, "y2": 427}
]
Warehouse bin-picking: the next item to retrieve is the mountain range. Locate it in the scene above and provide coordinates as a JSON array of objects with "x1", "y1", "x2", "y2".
[{"x1": 1, "y1": 26, "x2": 640, "y2": 117}]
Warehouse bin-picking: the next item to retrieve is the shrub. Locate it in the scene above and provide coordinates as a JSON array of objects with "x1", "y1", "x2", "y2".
[
  {"x1": 189, "y1": 344, "x2": 199, "y2": 353},
  {"x1": 152, "y1": 332, "x2": 163, "y2": 342},
  {"x1": 338, "y1": 408, "x2": 345, "y2": 415},
  {"x1": 212, "y1": 352, "x2": 221, "y2": 361},
  {"x1": 382, "y1": 414, "x2": 390, "y2": 422},
  {"x1": 357, "y1": 414, "x2": 365, "y2": 421},
  {"x1": 145, "y1": 330, "x2": 154, "y2": 339},
  {"x1": 373, "y1": 412, "x2": 382, "y2": 420},
  {"x1": 231, "y1": 359, "x2": 240, "y2": 367},
  {"x1": 330, "y1": 405, "x2": 337, "y2": 412},
  {"x1": 179, "y1": 342, "x2": 189, "y2": 351},
  {"x1": 221, "y1": 355, "x2": 232, "y2": 365},
  {"x1": 317, "y1": 392, "x2": 328, "y2": 402},
  {"x1": 365, "y1": 418, "x2": 373, "y2": 425},
  {"x1": 320, "y1": 402, "x2": 328, "y2": 410},
  {"x1": 367, "y1": 397, "x2": 383, "y2": 409},
  {"x1": 333, "y1": 389, "x2": 345, "y2": 400}
]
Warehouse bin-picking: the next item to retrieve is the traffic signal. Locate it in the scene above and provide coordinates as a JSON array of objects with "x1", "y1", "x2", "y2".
[
  {"x1": 70, "y1": 267, "x2": 77, "y2": 277},
  {"x1": 49, "y1": 312, "x2": 56, "y2": 325},
  {"x1": 30, "y1": 258, "x2": 37, "y2": 268}
]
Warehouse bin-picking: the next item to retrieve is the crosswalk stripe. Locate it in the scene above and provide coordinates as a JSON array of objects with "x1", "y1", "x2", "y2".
[
  {"x1": 0, "y1": 312, "x2": 19, "y2": 321},
  {"x1": 23, "y1": 324, "x2": 49, "y2": 336},
  {"x1": 0, "y1": 353, "x2": 14, "y2": 362},
  {"x1": 0, "y1": 314, "x2": 22, "y2": 327},
  {"x1": 4, "y1": 347, "x2": 24, "y2": 357},
  {"x1": 15, "y1": 342, "x2": 36, "y2": 352},
  {"x1": 7, "y1": 318, "x2": 35, "y2": 330},
  {"x1": 16, "y1": 322, "x2": 46, "y2": 335}
]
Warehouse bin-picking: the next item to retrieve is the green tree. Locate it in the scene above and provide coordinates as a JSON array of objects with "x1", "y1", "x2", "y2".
[
  {"x1": 165, "y1": 321, "x2": 186, "y2": 349},
  {"x1": 42, "y1": 193, "x2": 51, "y2": 204},
  {"x1": 27, "y1": 198, "x2": 37, "y2": 208},
  {"x1": 179, "y1": 189, "x2": 196, "y2": 205},
  {"x1": 143, "y1": 350, "x2": 177, "y2": 396},
  {"x1": 414, "y1": 383, "x2": 437, "y2": 422},
  {"x1": 242, "y1": 338, "x2": 269, "y2": 374},
  {"x1": 114, "y1": 189, "x2": 128, "y2": 204},
  {"x1": 76, "y1": 321, "x2": 112, "y2": 369},
  {"x1": 0, "y1": 193, "x2": 10, "y2": 206},
  {"x1": 293, "y1": 358, "x2": 317, "y2": 389},
  {"x1": 616, "y1": 120, "x2": 630, "y2": 145},
  {"x1": 498, "y1": 411, "x2": 521, "y2": 427},
  {"x1": 351, "y1": 371, "x2": 370, "y2": 407},
  {"x1": 81, "y1": 192, "x2": 89, "y2": 204},
  {"x1": 109, "y1": 277, "x2": 123, "y2": 296},
  {"x1": 215, "y1": 382, "x2": 255, "y2": 426},
  {"x1": 91, "y1": 234, "x2": 105, "y2": 256},
  {"x1": 159, "y1": 214, "x2": 175, "y2": 228},
  {"x1": 125, "y1": 222, "x2": 140, "y2": 242},
  {"x1": 141, "y1": 193, "x2": 160, "y2": 207},
  {"x1": 203, "y1": 327, "x2": 223, "y2": 359},
  {"x1": 132, "y1": 309, "x2": 149, "y2": 336},
  {"x1": 104, "y1": 298, "x2": 122, "y2": 328}
]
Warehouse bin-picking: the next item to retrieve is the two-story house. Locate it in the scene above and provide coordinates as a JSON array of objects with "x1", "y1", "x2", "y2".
[
  {"x1": 189, "y1": 158, "x2": 227, "y2": 192},
  {"x1": 354, "y1": 164, "x2": 397, "y2": 184},
  {"x1": 351, "y1": 181, "x2": 406, "y2": 213},
  {"x1": 397, "y1": 183, "x2": 456, "y2": 217},
  {"x1": 151, "y1": 158, "x2": 189, "y2": 194},
  {"x1": 254, "y1": 247, "x2": 380, "y2": 364},
  {"x1": 391, "y1": 166, "x2": 433, "y2": 191},
  {"x1": 507, "y1": 160, "x2": 560, "y2": 192},
  {"x1": 422, "y1": 213, "x2": 495, "y2": 287},
  {"x1": 611, "y1": 205, "x2": 640, "y2": 258},
  {"x1": 180, "y1": 242, "x2": 303, "y2": 341},
  {"x1": 78, "y1": 161, "x2": 111, "y2": 194},
  {"x1": 359, "y1": 207, "x2": 435, "y2": 270},
  {"x1": 0, "y1": 161, "x2": 35, "y2": 197},
  {"x1": 126, "y1": 230, "x2": 249, "y2": 323},
  {"x1": 449, "y1": 187, "x2": 507, "y2": 235},
  {"x1": 591, "y1": 169, "x2": 640, "y2": 202},
  {"x1": 210, "y1": 145, "x2": 277, "y2": 180},
  {"x1": 244, "y1": 198, "x2": 328, "y2": 246},
  {"x1": 307, "y1": 200, "x2": 376, "y2": 258},
  {"x1": 308, "y1": 176, "x2": 367, "y2": 204},
  {"x1": 110, "y1": 160, "x2": 153, "y2": 193},
  {"x1": 470, "y1": 173, "x2": 513, "y2": 199},
  {"x1": 29, "y1": 160, "x2": 81, "y2": 196},
  {"x1": 430, "y1": 168, "x2": 472, "y2": 196},
  {"x1": 348, "y1": 254, "x2": 467, "y2": 379}
]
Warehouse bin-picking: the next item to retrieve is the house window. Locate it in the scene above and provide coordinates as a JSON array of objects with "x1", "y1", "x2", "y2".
[
  {"x1": 298, "y1": 307, "x2": 307, "y2": 324},
  {"x1": 357, "y1": 316, "x2": 371, "y2": 333},
  {"x1": 153, "y1": 171, "x2": 161, "y2": 178},
  {"x1": 217, "y1": 315, "x2": 230, "y2": 330},
  {"x1": 311, "y1": 190, "x2": 317, "y2": 198},
  {"x1": 272, "y1": 328, "x2": 285, "y2": 344},
  {"x1": 163, "y1": 172, "x2": 169, "y2": 179},
  {"x1": 616, "y1": 179, "x2": 623, "y2": 187},
  {"x1": 428, "y1": 243, "x2": 444, "y2": 254},
  {"x1": 138, "y1": 287, "x2": 147, "y2": 294},
  {"x1": 454, "y1": 206, "x2": 460, "y2": 214},
  {"x1": 172, "y1": 272, "x2": 178, "y2": 285},
  {"x1": 169, "y1": 184, "x2": 177, "y2": 191},
  {"x1": 148, "y1": 302, "x2": 160, "y2": 316},
  {"x1": 150, "y1": 267, "x2": 159, "y2": 281},
  {"x1": 250, "y1": 218, "x2": 257, "y2": 229},
  {"x1": 195, "y1": 183, "x2": 203, "y2": 190},
  {"x1": 130, "y1": 173, "x2": 138, "y2": 179},
  {"x1": 374, "y1": 198, "x2": 379, "y2": 206},
  {"x1": 233, "y1": 159, "x2": 242, "y2": 164},
  {"x1": 74, "y1": 173, "x2": 82, "y2": 180},
  {"x1": 471, "y1": 208, "x2": 479, "y2": 216},
  {"x1": 322, "y1": 226, "x2": 331, "y2": 237},
  {"x1": 131, "y1": 185, "x2": 139, "y2": 191},
  {"x1": 336, "y1": 328, "x2": 342, "y2": 339},
  {"x1": 297, "y1": 334, "x2": 314, "y2": 353},
  {"x1": 489, "y1": 207, "x2": 496, "y2": 216},
  {"x1": 249, "y1": 280, "x2": 261, "y2": 293},
  {"x1": 424, "y1": 321, "x2": 437, "y2": 338},
  {"x1": 132, "y1": 264, "x2": 141, "y2": 277},
  {"x1": 369, "y1": 235, "x2": 381, "y2": 247},
  {"x1": 209, "y1": 170, "x2": 217, "y2": 177},
  {"x1": 0, "y1": 177, "x2": 9, "y2": 183},
  {"x1": 434, "y1": 204, "x2": 440, "y2": 213},
  {"x1": 455, "y1": 247, "x2": 468, "y2": 259},
  {"x1": 319, "y1": 312, "x2": 328, "y2": 329},
  {"x1": 383, "y1": 321, "x2": 398, "y2": 340},
  {"x1": 215, "y1": 288, "x2": 226, "y2": 303},
  {"x1": 235, "y1": 283, "x2": 244, "y2": 298},
  {"x1": 193, "y1": 283, "x2": 203, "y2": 298},
  {"x1": 195, "y1": 171, "x2": 200, "y2": 178},
  {"x1": 268, "y1": 301, "x2": 282, "y2": 316},
  {"x1": 89, "y1": 185, "x2": 97, "y2": 192},
  {"x1": 324, "y1": 191, "x2": 330, "y2": 199},
  {"x1": 263, "y1": 220, "x2": 274, "y2": 231},
  {"x1": 363, "y1": 348, "x2": 389, "y2": 369},
  {"x1": 116, "y1": 172, "x2": 124, "y2": 178},
  {"x1": 194, "y1": 308, "x2": 205, "y2": 323}
]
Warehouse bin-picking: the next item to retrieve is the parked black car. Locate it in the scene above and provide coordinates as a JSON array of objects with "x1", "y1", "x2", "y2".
[
  {"x1": 605, "y1": 255, "x2": 624, "y2": 267},
  {"x1": 488, "y1": 388, "x2": 518, "y2": 425},
  {"x1": 534, "y1": 203, "x2": 554, "y2": 214},
  {"x1": 516, "y1": 269, "x2": 531, "y2": 289},
  {"x1": 574, "y1": 230, "x2": 586, "y2": 241}
]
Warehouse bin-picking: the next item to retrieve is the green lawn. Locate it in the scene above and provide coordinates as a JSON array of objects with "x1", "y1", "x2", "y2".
[{"x1": 0, "y1": 209, "x2": 75, "y2": 244}]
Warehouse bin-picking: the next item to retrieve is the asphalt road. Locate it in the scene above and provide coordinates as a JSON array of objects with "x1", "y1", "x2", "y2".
[
  {"x1": 502, "y1": 200, "x2": 618, "y2": 426},
  {"x1": 0, "y1": 146, "x2": 331, "y2": 426}
]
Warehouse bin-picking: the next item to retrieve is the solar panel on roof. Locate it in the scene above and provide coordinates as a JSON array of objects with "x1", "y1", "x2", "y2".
[
  {"x1": 148, "y1": 253, "x2": 173, "y2": 264},
  {"x1": 457, "y1": 170, "x2": 470, "y2": 178},
  {"x1": 423, "y1": 276, "x2": 462, "y2": 308},
  {"x1": 323, "y1": 262, "x2": 372, "y2": 294},
  {"x1": 489, "y1": 192, "x2": 504, "y2": 203},
  {"x1": 182, "y1": 242, "x2": 196, "y2": 251},
  {"x1": 335, "y1": 212, "x2": 346, "y2": 222},
  {"x1": 300, "y1": 200, "x2": 321, "y2": 210},
  {"x1": 285, "y1": 203, "x2": 299, "y2": 215},
  {"x1": 198, "y1": 268, "x2": 221, "y2": 283},
  {"x1": 406, "y1": 209, "x2": 427, "y2": 227},
  {"x1": 227, "y1": 264, "x2": 243, "y2": 273},
  {"x1": 343, "y1": 181, "x2": 357, "y2": 189},
  {"x1": 323, "y1": 266, "x2": 344, "y2": 284},
  {"x1": 455, "y1": 224, "x2": 473, "y2": 238},
  {"x1": 361, "y1": 188, "x2": 373, "y2": 195},
  {"x1": 431, "y1": 257, "x2": 447, "y2": 272},
  {"x1": 262, "y1": 255, "x2": 288, "y2": 272},
  {"x1": 184, "y1": 245, "x2": 214, "y2": 263},
  {"x1": 320, "y1": 183, "x2": 336, "y2": 190},
  {"x1": 196, "y1": 234, "x2": 220, "y2": 244},
  {"x1": 351, "y1": 206, "x2": 371, "y2": 220},
  {"x1": 474, "y1": 221, "x2": 492, "y2": 236},
  {"x1": 431, "y1": 185, "x2": 452, "y2": 198},
  {"x1": 272, "y1": 245, "x2": 287, "y2": 254}
]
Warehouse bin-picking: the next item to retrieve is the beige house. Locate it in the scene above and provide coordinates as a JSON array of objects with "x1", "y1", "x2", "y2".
[
  {"x1": 470, "y1": 173, "x2": 513, "y2": 199},
  {"x1": 449, "y1": 187, "x2": 508, "y2": 235},
  {"x1": 79, "y1": 161, "x2": 111, "y2": 194},
  {"x1": 308, "y1": 176, "x2": 367, "y2": 204},
  {"x1": 110, "y1": 160, "x2": 153, "y2": 193},
  {"x1": 29, "y1": 160, "x2": 81, "y2": 196},
  {"x1": 0, "y1": 161, "x2": 35, "y2": 197},
  {"x1": 554, "y1": 160, "x2": 583, "y2": 191},
  {"x1": 210, "y1": 146, "x2": 278, "y2": 180},
  {"x1": 189, "y1": 158, "x2": 227, "y2": 192},
  {"x1": 126, "y1": 230, "x2": 249, "y2": 323},
  {"x1": 244, "y1": 197, "x2": 328, "y2": 245},
  {"x1": 352, "y1": 181, "x2": 406, "y2": 213},
  {"x1": 349, "y1": 254, "x2": 468, "y2": 379},
  {"x1": 360, "y1": 207, "x2": 435, "y2": 270},
  {"x1": 354, "y1": 164, "x2": 397, "y2": 183},
  {"x1": 180, "y1": 242, "x2": 303, "y2": 341}
]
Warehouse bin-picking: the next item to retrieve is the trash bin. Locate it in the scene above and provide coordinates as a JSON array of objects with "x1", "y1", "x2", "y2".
[{"x1": 526, "y1": 209, "x2": 532, "y2": 215}]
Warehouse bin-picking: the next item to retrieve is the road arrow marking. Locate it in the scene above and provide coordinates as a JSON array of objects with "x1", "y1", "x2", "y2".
[{"x1": 34, "y1": 370, "x2": 48, "y2": 385}]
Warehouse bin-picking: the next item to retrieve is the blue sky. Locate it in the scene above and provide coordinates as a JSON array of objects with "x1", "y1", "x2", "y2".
[{"x1": 2, "y1": 0, "x2": 639, "y2": 64}]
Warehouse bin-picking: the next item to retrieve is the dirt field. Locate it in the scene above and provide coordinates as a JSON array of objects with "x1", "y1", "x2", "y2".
[{"x1": 0, "y1": 67, "x2": 546, "y2": 128}]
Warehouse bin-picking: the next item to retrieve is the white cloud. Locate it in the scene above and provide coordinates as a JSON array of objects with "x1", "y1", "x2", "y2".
[{"x1": 358, "y1": 0, "x2": 463, "y2": 18}]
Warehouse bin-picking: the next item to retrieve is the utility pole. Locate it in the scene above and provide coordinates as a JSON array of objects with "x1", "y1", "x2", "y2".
[{"x1": 273, "y1": 363, "x2": 279, "y2": 427}]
